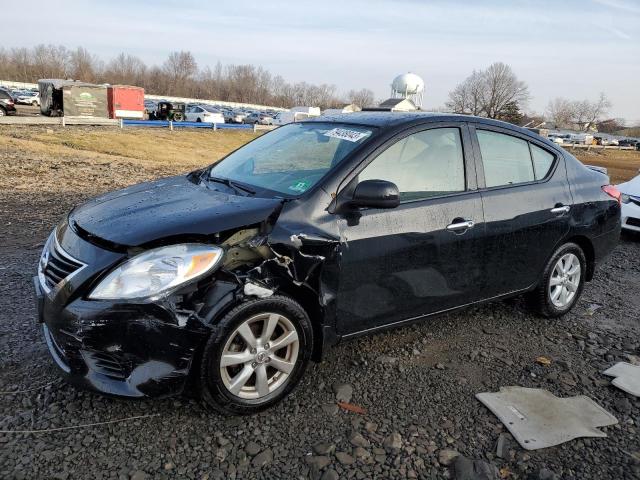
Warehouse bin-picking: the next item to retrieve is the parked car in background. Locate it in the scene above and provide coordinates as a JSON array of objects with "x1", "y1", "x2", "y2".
[
  {"x1": 618, "y1": 173, "x2": 640, "y2": 232},
  {"x1": 243, "y1": 112, "x2": 274, "y2": 125},
  {"x1": 34, "y1": 112, "x2": 621, "y2": 414},
  {"x1": 223, "y1": 110, "x2": 247, "y2": 124},
  {"x1": 17, "y1": 92, "x2": 40, "y2": 106},
  {"x1": 185, "y1": 104, "x2": 225, "y2": 124},
  {"x1": 594, "y1": 136, "x2": 619, "y2": 146},
  {"x1": 143, "y1": 100, "x2": 157, "y2": 119},
  {"x1": 0, "y1": 89, "x2": 17, "y2": 116},
  {"x1": 618, "y1": 139, "x2": 638, "y2": 147}
]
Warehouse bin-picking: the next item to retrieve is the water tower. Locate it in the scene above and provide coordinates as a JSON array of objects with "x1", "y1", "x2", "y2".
[{"x1": 390, "y1": 72, "x2": 425, "y2": 107}]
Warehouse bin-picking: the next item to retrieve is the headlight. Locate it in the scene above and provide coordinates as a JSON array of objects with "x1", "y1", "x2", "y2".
[
  {"x1": 620, "y1": 193, "x2": 630, "y2": 204},
  {"x1": 89, "y1": 244, "x2": 223, "y2": 300}
]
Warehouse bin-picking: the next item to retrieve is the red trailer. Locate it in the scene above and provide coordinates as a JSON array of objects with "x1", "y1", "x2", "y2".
[{"x1": 107, "y1": 85, "x2": 145, "y2": 119}]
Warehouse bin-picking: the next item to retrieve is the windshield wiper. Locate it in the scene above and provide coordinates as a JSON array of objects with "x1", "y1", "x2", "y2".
[{"x1": 209, "y1": 176, "x2": 255, "y2": 195}]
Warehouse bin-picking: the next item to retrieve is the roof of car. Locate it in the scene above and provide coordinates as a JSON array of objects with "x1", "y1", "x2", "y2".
[
  {"x1": 308, "y1": 111, "x2": 515, "y2": 129},
  {"x1": 306, "y1": 111, "x2": 562, "y2": 152}
]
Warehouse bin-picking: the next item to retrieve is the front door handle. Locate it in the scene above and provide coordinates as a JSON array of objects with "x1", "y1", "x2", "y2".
[
  {"x1": 446, "y1": 220, "x2": 475, "y2": 232},
  {"x1": 550, "y1": 205, "x2": 570, "y2": 214}
]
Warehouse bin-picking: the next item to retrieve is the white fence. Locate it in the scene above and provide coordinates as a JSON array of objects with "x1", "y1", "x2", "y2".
[{"x1": 561, "y1": 144, "x2": 636, "y2": 151}]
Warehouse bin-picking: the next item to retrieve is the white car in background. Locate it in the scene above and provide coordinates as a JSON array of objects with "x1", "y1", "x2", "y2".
[
  {"x1": 185, "y1": 105, "x2": 225, "y2": 124},
  {"x1": 17, "y1": 92, "x2": 40, "y2": 106},
  {"x1": 618, "y1": 173, "x2": 640, "y2": 232}
]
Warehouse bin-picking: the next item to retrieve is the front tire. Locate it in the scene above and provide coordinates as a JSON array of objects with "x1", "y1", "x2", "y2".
[
  {"x1": 200, "y1": 295, "x2": 313, "y2": 415},
  {"x1": 527, "y1": 242, "x2": 586, "y2": 318}
]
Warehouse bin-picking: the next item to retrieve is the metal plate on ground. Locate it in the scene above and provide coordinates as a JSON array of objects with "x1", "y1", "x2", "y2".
[
  {"x1": 476, "y1": 387, "x2": 618, "y2": 450},
  {"x1": 603, "y1": 362, "x2": 640, "y2": 397}
]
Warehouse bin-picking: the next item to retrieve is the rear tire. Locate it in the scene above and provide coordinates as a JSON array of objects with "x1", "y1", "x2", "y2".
[
  {"x1": 526, "y1": 242, "x2": 586, "y2": 318},
  {"x1": 0, "y1": 107, "x2": 6, "y2": 116},
  {"x1": 199, "y1": 295, "x2": 313, "y2": 415}
]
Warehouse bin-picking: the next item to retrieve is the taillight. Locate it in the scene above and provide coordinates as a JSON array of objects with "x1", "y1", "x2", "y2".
[{"x1": 602, "y1": 185, "x2": 621, "y2": 205}]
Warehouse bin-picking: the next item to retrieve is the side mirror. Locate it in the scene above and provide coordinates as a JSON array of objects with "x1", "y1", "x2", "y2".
[{"x1": 351, "y1": 179, "x2": 400, "y2": 209}]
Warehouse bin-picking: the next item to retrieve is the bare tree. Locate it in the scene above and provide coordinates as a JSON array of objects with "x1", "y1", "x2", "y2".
[
  {"x1": 107, "y1": 53, "x2": 147, "y2": 85},
  {"x1": 446, "y1": 70, "x2": 485, "y2": 115},
  {"x1": 545, "y1": 93, "x2": 612, "y2": 131},
  {"x1": 163, "y1": 51, "x2": 197, "y2": 95},
  {"x1": 68, "y1": 47, "x2": 101, "y2": 82},
  {"x1": 546, "y1": 97, "x2": 575, "y2": 129},
  {"x1": 597, "y1": 118, "x2": 625, "y2": 134},
  {"x1": 0, "y1": 44, "x2": 370, "y2": 108},
  {"x1": 348, "y1": 88, "x2": 375, "y2": 108},
  {"x1": 582, "y1": 92, "x2": 611, "y2": 131},
  {"x1": 446, "y1": 63, "x2": 529, "y2": 119}
]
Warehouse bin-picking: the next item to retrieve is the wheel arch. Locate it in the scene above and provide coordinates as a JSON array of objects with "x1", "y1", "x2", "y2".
[
  {"x1": 564, "y1": 235, "x2": 595, "y2": 281},
  {"x1": 272, "y1": 283, "x2": 326, "y2": 362}
]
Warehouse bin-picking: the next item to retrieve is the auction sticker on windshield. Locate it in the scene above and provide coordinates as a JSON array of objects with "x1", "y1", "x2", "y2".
[
  {"x1": 323, "y1": 128, "x2": 370, "y2": 143},
  {"x1": 288, "y1": 180, "x2": 311, "y2": 193}
]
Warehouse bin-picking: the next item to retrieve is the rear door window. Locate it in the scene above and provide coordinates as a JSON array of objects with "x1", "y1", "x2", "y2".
[{"x1": 476, "y1": 130, "x2": 535, "y2": 187}]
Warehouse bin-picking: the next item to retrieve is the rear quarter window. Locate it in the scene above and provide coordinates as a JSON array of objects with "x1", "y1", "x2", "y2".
[{"x1": 530, "y1": 144, "x2": 555, "y2": 180}]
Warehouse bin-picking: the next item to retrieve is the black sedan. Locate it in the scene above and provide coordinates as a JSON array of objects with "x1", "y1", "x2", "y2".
[{"x1": 34, "y1": 113, "x2": 621, "y2": 414}]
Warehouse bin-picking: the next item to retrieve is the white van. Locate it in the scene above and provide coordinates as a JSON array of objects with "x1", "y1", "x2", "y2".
[{"x1": 274, "y1": 107, "x2": 321, "y2": 125}]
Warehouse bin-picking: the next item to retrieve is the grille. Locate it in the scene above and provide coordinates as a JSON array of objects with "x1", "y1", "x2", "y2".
[
  {"x1": 626, "y1": 217, "x2": 640, "y2": 228},
  {"x1": 40, "y1": 234, "x2": 84, "y2": 291},
  {"x1": 88, "y1": 351, "x2": 130, "y2": 379}
]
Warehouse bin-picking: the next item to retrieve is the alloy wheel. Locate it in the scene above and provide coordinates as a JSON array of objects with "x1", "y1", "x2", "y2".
[
  {"x1": 219, "y1": 313, "x2": 300, "y2": 400},
  {"x1": 549, "y1": 253, "x2": 581, "y2": 308}
]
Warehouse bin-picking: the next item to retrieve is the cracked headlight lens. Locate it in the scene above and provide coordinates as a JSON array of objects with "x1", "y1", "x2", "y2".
[{"x1": 89, "y1": 244, "x2": 223, "y2": 300}]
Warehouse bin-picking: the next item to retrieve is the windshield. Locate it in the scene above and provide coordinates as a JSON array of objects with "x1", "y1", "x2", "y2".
[
  {"x1": 202, "y1": 105, "x2": 220, "y2": 113},
  {"x1": 209, "y1": 122, "x2": 374, "y2": 196}
]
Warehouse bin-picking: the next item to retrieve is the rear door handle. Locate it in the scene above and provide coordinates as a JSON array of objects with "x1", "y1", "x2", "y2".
[
  {"x1": 446, "y1": 220, "x2": 475, "y2": 232},
  {"x1": 550, "y1": 205, "x2": 570, "y2": 214}
]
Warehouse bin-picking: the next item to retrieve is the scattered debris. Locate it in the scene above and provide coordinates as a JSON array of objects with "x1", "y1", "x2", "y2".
[
  {"x1": 451, "y1": 455, "x2": 499, "y2": 480},
  {"x1": 499, "y1": 466, "x2": 511, "y2": 478},
  {"x1": 476, "y1": 387, "x2": 618, "y2": 450},
  {"x1": 602, "y1": 362, "x2": 640, "y2": 397},
  {"x1": 536, "y1": 356, "x2": 552, "y2": 366},
  {"x1": 332, "y1": 383, "x2": 353, "y2": 403},
  {"x1": 496, "y1": 432, "x2": 512, "y2": 459},
  {"x1": 585, "y1": 304, "x2": 602, "y2": 316},
  {"x1": 242, "y1": 282, "x2": 274, "y2": 298},
  {"x1": 337, "y1": 402, "x2": 366, "y2": 414}
]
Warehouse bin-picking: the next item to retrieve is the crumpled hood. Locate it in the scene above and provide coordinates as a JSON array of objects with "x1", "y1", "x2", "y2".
[{"x1": 69, "y1": 175, "x2": 283, "y2": 247}]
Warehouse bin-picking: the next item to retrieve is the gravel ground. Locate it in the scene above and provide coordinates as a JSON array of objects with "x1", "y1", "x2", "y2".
[{"x1": 0, "y1": 127, "x2": 639, "y2": 480}]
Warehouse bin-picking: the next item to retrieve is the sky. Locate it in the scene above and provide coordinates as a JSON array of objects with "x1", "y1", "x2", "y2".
[{"x1": 2, "y1": 0, "x2": 639, "y2": 123}]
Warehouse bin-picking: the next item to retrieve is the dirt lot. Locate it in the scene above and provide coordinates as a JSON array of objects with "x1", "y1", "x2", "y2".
[
  {"x1": 570, "y1": 148, "x2": 640, "y2": 185},
  {"x1": 0, "y1": 126, "x2": 638, "y2": 480}
]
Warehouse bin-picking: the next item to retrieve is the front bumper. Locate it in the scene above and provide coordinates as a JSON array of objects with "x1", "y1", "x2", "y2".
[
  {"x1": 621, "y1": 200, "x2": 640, "y2": 232},
  {"x1": 34, "y1": 253, "x2": 211, "y2": 399}
]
